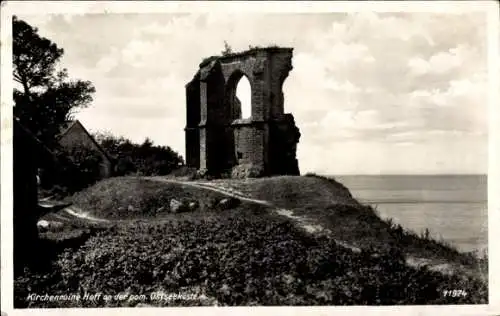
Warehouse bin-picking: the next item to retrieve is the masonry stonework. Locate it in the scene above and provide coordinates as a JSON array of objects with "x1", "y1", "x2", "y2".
[{"x1": 185, "y1": 46, "x2": 300, "y2": 177}]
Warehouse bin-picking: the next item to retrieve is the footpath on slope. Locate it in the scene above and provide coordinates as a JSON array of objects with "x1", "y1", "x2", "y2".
[
  {"x1": 147, "y1": 179, "x2": 324, "y2": 227},
  {"x1": 146, "y1": 177, "x2": 486, "y2": 280},
  {"x1": 40, "y1": 176, "x2": 486, "y2": 281},
  {"x1": 39, "y1": 200, "x2": 110, "y2": 223}
]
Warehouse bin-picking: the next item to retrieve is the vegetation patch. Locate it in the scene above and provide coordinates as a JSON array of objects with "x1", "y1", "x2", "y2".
[
  {"x1": 211, "y1": 174, "x2": 487, "y2": 278},
  {"x1": 213, "y1": 174, "x2": 356, "y2": 209},
  {"x1": 69, "y1": 177, "x2": 234, "y2": 219},
  {"x1": 15, "y1": 206, "x2": 487, "y2": 307},
  {"x1": 292, "y1": 203, "x2": 486, "y2": 272},
  {"x1": 15, "y1": 175, "x2": 488, "y2": 307}
]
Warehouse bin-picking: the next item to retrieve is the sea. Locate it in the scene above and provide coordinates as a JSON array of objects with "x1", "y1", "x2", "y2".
[{"x1": 333, "y1": 175, "x2": 488, "y2": 254}]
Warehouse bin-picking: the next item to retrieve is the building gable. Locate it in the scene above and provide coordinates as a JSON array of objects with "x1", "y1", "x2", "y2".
[{"x1": 57, "y1": 120, "x2": 113, "y2": 165}]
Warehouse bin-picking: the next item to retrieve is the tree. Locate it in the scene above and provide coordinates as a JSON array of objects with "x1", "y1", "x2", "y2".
[
  {"x1": 13, "y1": 16, "x2": 95, "y2": 145},
  {"x1": 94, "y1": 132, "x2": 184, "y2": 176},
  {"x1": 63, "y1": 146, "x2": 104, "y2": 189},
  {"x1": 221, "y1": 40, "x2": 233, "y2": 56}
]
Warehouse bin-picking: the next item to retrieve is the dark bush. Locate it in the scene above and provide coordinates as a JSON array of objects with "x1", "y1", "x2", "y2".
[
  {"x1": 40, "y1": 145, "x2": 104, "y2": 195},
  {"x1": 14, "y1": 212, "x2": 488, "y2": 307},
  {"x1": 94, "y1": 133, "x2": 184, "y2": 177}
]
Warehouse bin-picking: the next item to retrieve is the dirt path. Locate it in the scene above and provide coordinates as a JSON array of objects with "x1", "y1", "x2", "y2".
[
  {"x1": 41, "y1": 177, "x2": 484, "y2": 279},
  {"x1": 146, "y1": 177, "x2": 485, "y2": 278},
  {"x1": 63, "y1": 206, "x2": 110, "y2": 222},
  {"x1": 39, "y1": 201, "x2": 110, "y2": 223},
  {"x1": 147, "y1": 177, "x2": 363, "y2": 252}
]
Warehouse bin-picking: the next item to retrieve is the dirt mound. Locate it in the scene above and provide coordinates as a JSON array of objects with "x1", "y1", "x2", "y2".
[
  {"x1": 71, "y1": 177, "x2": 232, "y2": 219},
  {"x1": 211, "y1": 174, "x2": 357, "y2": 210}
]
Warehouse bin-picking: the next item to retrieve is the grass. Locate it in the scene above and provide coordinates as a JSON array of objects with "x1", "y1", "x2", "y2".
[
  {"x1": 15, "y1": 207, "x2": 487, "y2": 307},
  {"x1": 14, "y1": 175, "x2": 489, "y2": 307},
  {"x1": 211, "y1": 174, "x2": 356, "y2": 208},
  {"x1": 68, "y1": 176, "x2": 231, "y2": 220},
  {"x1": 215, "y1": 173, "x2": 486, "y2": 269},
  {"x1": 298, "y1": 203, "x2": 486, "y2": 269},
  {"x1": 165, "y1": 166, "x2": 198, "y2": 180}
]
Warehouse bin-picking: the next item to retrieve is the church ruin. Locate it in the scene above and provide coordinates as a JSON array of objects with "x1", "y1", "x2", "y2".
[{"x1": 185, "y1": 46, "x2": 300, "y2": 177}]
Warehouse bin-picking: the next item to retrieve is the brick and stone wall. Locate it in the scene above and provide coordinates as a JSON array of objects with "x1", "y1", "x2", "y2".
[
  {"x1": 185, "y1": 72, "x2": 201, "y2": 169},
  {"x1": 185, "y1": 46, "x2": 300, "y2": 178}
]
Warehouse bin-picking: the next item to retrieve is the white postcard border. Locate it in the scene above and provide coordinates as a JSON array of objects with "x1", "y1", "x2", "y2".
[{"x1": 1, "y1": 1, "x2": 498, "y2": 315}]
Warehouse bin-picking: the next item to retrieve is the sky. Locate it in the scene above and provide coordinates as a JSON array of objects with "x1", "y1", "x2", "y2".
[{"x1": 16, "y1": 11, "x2": 489, "y2": 175}]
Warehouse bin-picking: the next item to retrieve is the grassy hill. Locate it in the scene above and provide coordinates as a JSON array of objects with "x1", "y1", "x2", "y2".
[{"x1": 14, "y1": 175, "x2": 488, "y2": 307}]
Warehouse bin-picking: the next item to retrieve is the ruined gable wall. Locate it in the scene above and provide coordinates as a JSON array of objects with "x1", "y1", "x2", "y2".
[
  {"x1": 185, "y1": 47, "x2": 300, "y2": 177},
  {"x1": 185, "y1": 73, "x2": 201, "y2": 168}
]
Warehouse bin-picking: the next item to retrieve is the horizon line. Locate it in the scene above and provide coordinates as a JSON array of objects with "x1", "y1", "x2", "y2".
[{"x1": 308, "y1": 173, "x2": 488, "y2": 176}]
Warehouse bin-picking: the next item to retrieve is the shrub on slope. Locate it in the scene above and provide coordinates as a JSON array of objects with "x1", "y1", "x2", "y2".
[
  {"x1": 221, "y1": 174, "x2": 485, "y2": 273},
  {"x1": 15, "y1": 208, "x2": 487, "y2": 307}
]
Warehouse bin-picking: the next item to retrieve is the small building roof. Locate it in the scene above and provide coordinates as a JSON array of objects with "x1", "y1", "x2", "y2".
[{"x1": 57, "y1": 120, "x2": 114, "y2": 163}]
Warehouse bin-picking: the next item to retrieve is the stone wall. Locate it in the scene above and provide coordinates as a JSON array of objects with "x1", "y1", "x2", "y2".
[
  {"x1": 185, "y1": 72, "x2": 201, "y2": 169},
  {"x1": 185, "y1": 46, "x2": 300, "y2": 178},
  {"x1": 268, "y1": 114, "x2": 301, "y2": 175},
  {"x1": 232, "y1": 119, "x2": 266, "y2": 168}
]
